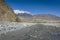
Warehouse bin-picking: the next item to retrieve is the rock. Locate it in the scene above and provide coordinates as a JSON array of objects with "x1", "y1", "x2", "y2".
[{"x1": 0, "y1": 0, "x2": 17, "y2": 22}]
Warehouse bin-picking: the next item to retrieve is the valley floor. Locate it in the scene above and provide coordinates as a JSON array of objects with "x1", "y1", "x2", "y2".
[{"x1": 0, "y1": 22, "x2": 60, "y2": 40}]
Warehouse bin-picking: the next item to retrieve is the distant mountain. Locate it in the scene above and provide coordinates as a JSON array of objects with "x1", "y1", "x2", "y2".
[
  {"x1": 14, "y1": 10, "x2": 32, "y2": 22},
  {"x1": 14, "y1": 10, "x2": 60, "y2": 22},
  {"x1": 33, "y1": 14, "x2": 60, "y2": 20},
  {"x1": 16, "y1": 13, "x2": 32, "y2": 17},
  {"x1": 14, "y1": 10, "x2": 32, "y2": 18},
  {"x1": 0, "y1": 0, "x2": 17, "y2": 22},
  {"x1": 32, "y1": 14, "x2": 60, "y2": 22}
]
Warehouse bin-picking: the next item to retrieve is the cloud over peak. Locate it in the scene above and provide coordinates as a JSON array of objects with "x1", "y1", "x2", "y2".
[{"x1": 14, "y1": 10, "x2": 31, "y2": 14}]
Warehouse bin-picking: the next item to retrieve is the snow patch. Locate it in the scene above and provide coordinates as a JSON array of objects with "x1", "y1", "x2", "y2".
[{"x1": 14, "y1": 10, "x2": 31, "y2": 14}]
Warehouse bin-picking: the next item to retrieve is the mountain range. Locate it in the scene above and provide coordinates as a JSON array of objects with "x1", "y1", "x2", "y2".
[
  {"x1": 14, "y1": 10, "x2": 60, "y2": 22},
  {"x1": 0, "y1": 0, "x2": 60, "y2": 22}
]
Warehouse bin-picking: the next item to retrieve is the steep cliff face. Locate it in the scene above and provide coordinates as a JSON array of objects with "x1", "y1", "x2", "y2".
[{"x1": 0, "y1": 0, "x2": 17, "y2": 22}]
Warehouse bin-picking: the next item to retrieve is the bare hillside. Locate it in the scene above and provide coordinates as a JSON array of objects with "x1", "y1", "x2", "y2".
[{"x1": 0, "y1": 0, "x2": 17, "y2": 22}]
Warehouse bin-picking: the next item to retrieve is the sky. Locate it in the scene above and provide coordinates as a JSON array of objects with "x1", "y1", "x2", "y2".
[{"x1": 5, "y1": 0, "x2": 60, "y2": 16}]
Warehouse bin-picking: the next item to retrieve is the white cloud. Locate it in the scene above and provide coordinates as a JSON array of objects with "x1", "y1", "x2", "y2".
[{"x1": 14, "y1": 10, "x2": 31, "y2": 14}]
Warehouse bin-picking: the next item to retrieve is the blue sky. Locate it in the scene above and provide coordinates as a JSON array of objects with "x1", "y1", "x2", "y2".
[{"x1": 5, "y1": 0, "x2": 60, "y2": 16}]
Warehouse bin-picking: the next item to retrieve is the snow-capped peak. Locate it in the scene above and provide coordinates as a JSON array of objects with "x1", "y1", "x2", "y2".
[{"x1": 14, "y1": 10, "x2": 31, "y2": 14}]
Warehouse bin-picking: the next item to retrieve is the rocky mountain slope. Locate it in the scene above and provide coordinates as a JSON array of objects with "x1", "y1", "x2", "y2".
[
  {"x1": 31, "y1": 14, "x2": 60, "y2": 22},
  {"x1": 33, "y1": 14, "x2": 60, "y2": 20},
  {"x1": 0, "y1": 0, "x2": 17, "y2": 22}
]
